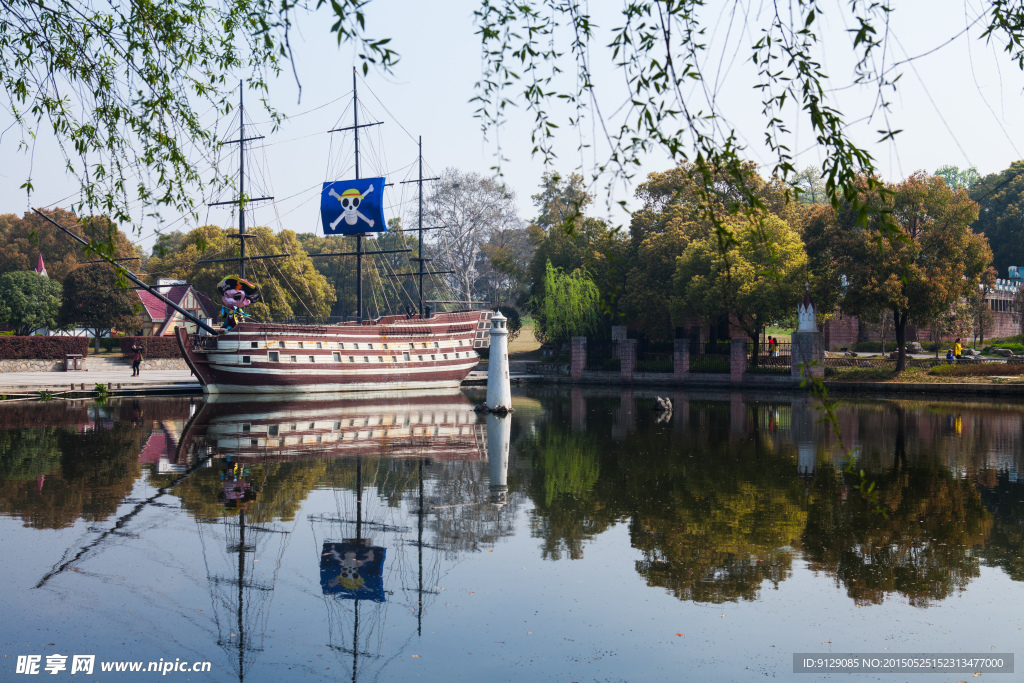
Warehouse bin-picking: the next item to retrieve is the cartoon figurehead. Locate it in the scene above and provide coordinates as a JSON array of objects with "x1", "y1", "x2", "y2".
[
  {"x1": 218, "y1": 276, "x2": 259, "y2": 308},
  {"x1": 217, "y1": 276, "x2": 260, "y2": 332},
  {"x1": 328, "y1": 185, "x2": 375, "y2": 230}
]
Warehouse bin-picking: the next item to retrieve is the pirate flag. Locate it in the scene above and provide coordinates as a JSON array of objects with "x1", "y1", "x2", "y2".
[{"x1": 321, "y1": 178, "x2": 386, "y2": 235}]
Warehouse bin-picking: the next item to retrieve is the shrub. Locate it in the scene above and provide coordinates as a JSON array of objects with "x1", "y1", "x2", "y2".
[
  {"x1": 0, "y1": 336, "x2": 89, "y2": 359},
  {"x1": 928, "y1": 363, "x2": 1024, "y2": 377},
  {"x1": 87, "y1": 338, "x2": 120, "y2": 353},
  {"x1": 118, "y1": 336, "x2": 182, "y2": 359},
  {"x1": 637, "y1": 359, "x2": 673, "y2": 373},
  {"x1": 982, "y1": 343, "x2": 1024, "y2": 355},
  {"x1": 988, "y1": 334, "x2": 1024, "y2": 345}
]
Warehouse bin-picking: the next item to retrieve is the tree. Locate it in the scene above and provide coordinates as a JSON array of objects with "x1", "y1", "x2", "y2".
[
  {"x1": 0, "y1": 271, "x2": 63, "y2": 335},
  {"x1": 424, "y1": 169, "x2": 521, "y2": 304},
  {"x1": 970, "y1": 161, "x2": 1024, "y2": 277},
  {"x1": 971, "y1": 267, "x2": 999, "y2": 348},
  {"x1": 671, "y1": 214, "x2": 808, "y2": 357},
  {"x1": 621, "y1": 163, "x2": 806, "y2": 340},
  {"x1": 479, "y1": 226, "x2": 534, "y2": 307},
  {"x1": 813, "y1": 172, "x2": 992, "y2": 371},
  {"x1": 0, "y1": 209, "x2": 142, "y2": 285},
  {"x1": 792, "y1": 166, "x2": 827, "y2": 205},
  {"x1": 1012, "y1": 283, "x2": 1024, "y2": 334},
  {"x1": 523, "y1": 172, "x2": 626, "y2": 318},
  {"x1": 532, "y1": 172, "x2": 594, "y2": 233},
  {"x1": 533, "y1": 261, "x2": 602, "y2": 346},
  {"x1": 935, "y1": 165, "x2": 981, "y2": 192},
  {"x1": 58, "y1": 264, "x2": 139, "y2": 352}
]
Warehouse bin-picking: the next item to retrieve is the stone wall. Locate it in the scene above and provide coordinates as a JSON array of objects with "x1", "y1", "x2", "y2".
[
  {"x1": 525, "y1": 363, "x2": 569, "y2": 376},
  {"x1": 0, "y1": 359, "x2": 65, "y2": 373},
  {"x1": 139, "y1": 358, "x2": 190, "y2": 371},
  {"x1": 0, "y1": 356, "x2": 190, "y2": 373},
  {"x1": 823, "y1": 310, "x2": 858, "y2": 349}
]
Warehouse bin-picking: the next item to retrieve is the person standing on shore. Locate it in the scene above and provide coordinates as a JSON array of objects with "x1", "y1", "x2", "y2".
[
  {"x1": 131, "y1": 345, "x2": 143, "y2": 376},
  {"x1": 954, "y1": 338, "x2": 962, "y2": 358}
]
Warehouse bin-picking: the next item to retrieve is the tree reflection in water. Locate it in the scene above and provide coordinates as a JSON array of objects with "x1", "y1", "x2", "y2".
[
  {"x1": 518, "y1": 391, "x2": 1022, "y2": 607},
  {"x1": 0, "y1": 401, "x2": 152, "y2": 528}
]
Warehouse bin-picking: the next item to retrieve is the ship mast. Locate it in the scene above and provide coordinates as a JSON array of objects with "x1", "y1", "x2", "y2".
[
  {"x1": 398, "y1": 138, "x2": 443, "y2": 316},
  {"x1": 209, "y1": 81, "x2": 274, "y2": 280},
  {"x1": 353, "y1": 71, "x2": 362, "y2": 321}
]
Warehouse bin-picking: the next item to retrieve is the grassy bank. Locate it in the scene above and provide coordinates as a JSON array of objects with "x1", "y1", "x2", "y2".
[{"x1": 827, "y1": 364, "x2": 1024, "y2": 384}]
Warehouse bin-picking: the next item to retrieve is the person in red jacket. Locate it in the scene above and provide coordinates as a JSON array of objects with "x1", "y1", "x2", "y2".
[{"x1": 131, "y1": 345, "x2": 143, "y2": 376}]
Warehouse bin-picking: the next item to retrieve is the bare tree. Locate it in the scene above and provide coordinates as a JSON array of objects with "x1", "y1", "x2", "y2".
[
  {"x1": 424, "y1": 169, "x2": 520, "y2": 304},
  {"x1": 478, "y1": 225, "x2": 533, "y2": 306}
]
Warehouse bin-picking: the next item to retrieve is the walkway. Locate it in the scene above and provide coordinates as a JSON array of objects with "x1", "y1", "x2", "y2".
[{"x1": 0, "y1": 368, "x2": 199, "y2": 395}]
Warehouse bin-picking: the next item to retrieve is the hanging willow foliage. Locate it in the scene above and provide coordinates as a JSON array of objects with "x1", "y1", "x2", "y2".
[{"x1": 534, "y1": 260, "x2": 602, "y2": 345}]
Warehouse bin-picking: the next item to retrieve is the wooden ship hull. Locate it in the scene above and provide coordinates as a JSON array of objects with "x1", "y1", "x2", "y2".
[{"x1": 176, "y1": 310, "x2": 492, "y2": 395}]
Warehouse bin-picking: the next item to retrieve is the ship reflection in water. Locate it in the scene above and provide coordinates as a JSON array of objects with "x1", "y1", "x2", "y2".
[
  {"x1": 184, "y1": 390, "x2": 487, "y2": 463},
  {"x1": 175, "y1": 389, "x2": 512, "y2": 682}
]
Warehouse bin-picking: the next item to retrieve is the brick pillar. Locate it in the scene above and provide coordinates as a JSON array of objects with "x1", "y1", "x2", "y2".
[
  {"x1": 730, "y1": 391, "x2": 746, "y2": 436},
  {"x1": 571, "y1": 387, "x2": 586, "y2": 432},
  {"x1": 612, "y1": 389, "x2": 636, "y2": 440},
  {"x1": 672, "y1": 392, "x2": 689, "y2": 434},
  {"x1": 620, "y1": 338, "x2": 636, "y2": 382},
  {"x1": 730, "y1": 338, "x2": 747, "y2": 384},
  {"x1": 673, "y1": 337, "x2": 690, "y2": 380},
  {"x1": 571, "y1": 336, "x2": 587, "y2": 381},
  {"x1": 611, "y1": 325, "x2": 627, "y2": 359}
]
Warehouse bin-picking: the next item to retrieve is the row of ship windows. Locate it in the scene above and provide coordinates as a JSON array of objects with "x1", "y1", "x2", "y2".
[
  {"x1": 240, "y1": 418, "x2": 469, "y2": 432},
  {"x1": 239, "y1": 351, "x2": 466, "y2": 364},
  {"x1": 246, "y1": 340, "x2": 463, "y2": 351},
  {"x1": 241, "y1": 421, "x2": 468, "y2": 434}
]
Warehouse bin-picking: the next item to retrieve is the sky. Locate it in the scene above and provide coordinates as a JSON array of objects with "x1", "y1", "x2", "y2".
[{"x1": 3, "y1": 0, "x2": 1024, "y2": 253}]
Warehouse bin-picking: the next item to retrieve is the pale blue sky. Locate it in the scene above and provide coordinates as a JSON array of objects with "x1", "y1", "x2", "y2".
[{"x1": 2, "y1": 1, "x2": 1024, "y2": 251}]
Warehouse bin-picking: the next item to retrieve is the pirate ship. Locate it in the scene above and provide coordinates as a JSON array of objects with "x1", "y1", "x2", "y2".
[
  {"x1": 32, "y1": 73, "x2": 492, "y2": 395},
  {"x1": 172, "y1": 72, "x2": 493, "y2": 394}
]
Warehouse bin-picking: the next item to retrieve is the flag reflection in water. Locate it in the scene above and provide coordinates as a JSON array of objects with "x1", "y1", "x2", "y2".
[{"x1": 320, "y1": 542, "x2": 386, "y2": 602}]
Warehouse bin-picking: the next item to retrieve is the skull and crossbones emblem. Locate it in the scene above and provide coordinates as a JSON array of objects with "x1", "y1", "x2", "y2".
[{"x1": 328, "y1": 185, "x2": 375, "y2": 230}]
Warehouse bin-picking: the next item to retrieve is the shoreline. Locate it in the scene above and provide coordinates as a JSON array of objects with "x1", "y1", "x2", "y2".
[{"x1": 2, "y1": 362, "x2": 1024, "y2": 401}]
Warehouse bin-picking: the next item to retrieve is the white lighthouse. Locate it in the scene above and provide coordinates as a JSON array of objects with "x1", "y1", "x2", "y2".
[{"x1": 485, "y1": 310, "x2": 513, "y2": 413}]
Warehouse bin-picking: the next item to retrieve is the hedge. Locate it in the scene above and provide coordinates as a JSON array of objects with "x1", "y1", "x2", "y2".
[
  {"x1": 119, "y1": 336, "x2": 183, "y2": 359},
  {"x1": 928, "y1": 363, "x2": 1024, "y2": 377},
  {"x1": 0, "y1": 336, "x2": 90, "y2": 359},
  {"x1": 982, "y1": 343, "x2": 1024, "y2": 355}
]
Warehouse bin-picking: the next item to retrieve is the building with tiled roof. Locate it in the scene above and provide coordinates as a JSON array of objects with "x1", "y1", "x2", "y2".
[{"x1": 135, "y1": 279, "x2": 217, "y2": 336}]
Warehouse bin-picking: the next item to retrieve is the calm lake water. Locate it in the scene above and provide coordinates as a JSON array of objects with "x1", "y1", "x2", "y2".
[{"x1": 2, "y1": 387, "x2": 1023, "y2": 682}]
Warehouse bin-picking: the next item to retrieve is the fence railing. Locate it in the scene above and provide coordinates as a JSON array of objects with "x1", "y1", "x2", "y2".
[
  {"x1": 586, "y1": 339, "x2": 618, "y2": 371},
  {"x1": 747, "y1": 341, "x2": 791, "y2": 375},
  {"x1": 690, "y1": 340, "x2": 731, "y2": 373},
  {"x1": 635, "y1": 337, "x2": 674, "y2": 373},
  {"x1": 825, "y1": 356, "x2": 947, "y2": 370}
]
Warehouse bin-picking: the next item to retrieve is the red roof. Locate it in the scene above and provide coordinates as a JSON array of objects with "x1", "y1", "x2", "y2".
[
  {"x1": 138, "y1": 426, "x2": 177, "y2": 464},
  {"x1": 137, "y1": 285, "x2": 191, "y2": 322},
  {"x1": 194, "y1": 290, "x2": 218, "y2": 318},
  {"x1": 136, "y1": 284, "x2": 216, "y2": 334},
  {"x1": 801, "y1": 284, "x2": 814, "y2": 308}
]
